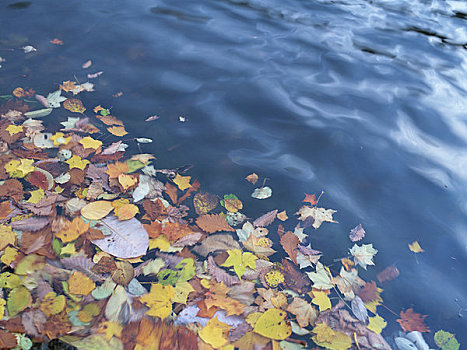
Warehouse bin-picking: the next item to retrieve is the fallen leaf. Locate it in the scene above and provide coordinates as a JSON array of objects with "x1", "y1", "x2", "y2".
[
  {"x1": 193, "y1": 192, "x2": 218, "y2": 215},
  {"x1": 280, "y1": 231, "x2": 299, "y2": 264},
  {"x1": 277, "y1": 210, "x2": 288, "y2": 221},
  {"x1": 82, "y1": 60, "x2": 92, "y2": 69},
  {"x1": 296, "y1": 206, "x2": 337, "y2": 229},
  {"x1": 80, "y1": 136, "x2": 102, "y2": 150},
  {"x1": 303, "y1": 193, "x2": 317, "y2": 205},
  {"x1": 221, "y1": 249, "x2": 257, "y2": 279},
  {"x1": 81, "y1": 201, "x2": 114, "y2": 220},
  {"x1": 107, "y1": 126, "x2": 128, "y2": 137},
  {"x1": 199, "y1": 317, "x2": 231, "y2": 348},
  {"x1": 251, "y1": 186, "x2": 272, "y2": 199},
  {"x1": 287, "y1": 297, "x2": 318, "y2": 328},
  {"x1": 376, "y1": 265, "x2": 400, "y2": 284},
  {"x1": 63, "y1": 98, "x2": 86, "y2": 113},
  {"x1": 92, "y1": 216, "x2": 149, "y2": 258},
  {"x1": 245, "y1": 173, "x2": 258, "y2": 184},
  {"x1": 367, "y1": 315, "x2": 387, "y2": 334},
  {"x1": 409, "y1": 241, "x2": 424, "y2": 253},
  {"x1": 50, "y1": 38, "x2": 63, "y2": 45},
  {"x1": 349, "y1": 244, "x2": 378, "y2": 269},
  {"x1": 196, "y1": 214, "x2": 234, "y2": 233},
  {"x1": 306, "y1": 262, "x2": 334, "y2": 290},
  {"x1": 397, "y1": 308, "x2": 429, "y2": 333},
  {"x1": 68, "y1": 271, "x2": 96, "y2": 296},
  {"x1": 349, "y1": 224, "x2": 365, "y2": 242},
  {"x1": 434, "y1": 330, "x2": 460, "y2": 350},
  {"x1": 173, "y1": 174, "x2": 191, "y2": 191},
  {"x1": 220, "y1": 194, "x2": 243, "y2": 213},
  {"x1": 253, "y1": 209, "x2": 277, "y2": 227},
  {"x1": 312, "y1": 291, "x2": 331, "y2": 312},
  {"x1": 253, "y1": 309, "x2": 292, "y2": 340},
  {"x1": 139, "y1": 283, "x2": 174, "y2": 319}
]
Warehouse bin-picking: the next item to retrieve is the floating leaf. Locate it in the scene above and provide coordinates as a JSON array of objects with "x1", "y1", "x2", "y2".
[
  {"x1": 367, "y1": 315, "x2": 387, "y2": 334},
  {"x1": 296, "y1": 206, "x2": 337, "y2": 229},
  {"x1": 245, "y1": 173, "x2": 258, "y2": 184},
  {"x1": 251, "y1": 186, "x2": 272, "y2": 199},
  {"x1": 196, "y1": 214, "x2": 234, "y2": 233},
  {"x1": 199, "y1": 317, "x2": 231, "y2": 348},
  {"x1": 349, "y1": 244, "x2": 378, "y2": 269},
  {"x1": 63, "y1": 98, "x2": 86, "y2": 113},
  {"x1": 173, "y1": 174, "x2": 191, "y2": 191},
  {"x1": 409, "y1": 241, "x2": 424, "y2": 253},
  {"x1": 220, "y1": 194, "x2": 243, "y2": 213},
  {"x1": 397, "y1": 308, "x2": 429, "y2": 332},
  {"x1": 349, "y1": 224, "x2": 365, "y2": 242},
  {"x1": 193, "y1": 192, "x2": 218, "y2": 215},
  {"x1": 107, "y1": 126, "x2": 128, "y2": 137},
  {"x1": 253, "y1": 309, "x2": 292, "y2": 340},
  {"x1": 80, "y1": 136, "x2": 102, "y2": 150},
  {"x1": 312, "y1": 291, "x2": 331, "y2": 312},
  {"x1": 91, "y1": 216, "x2": 149, "y2": 258},
  {"x1": 434, "y1": 330, "x2": 460, "y2": 350}
]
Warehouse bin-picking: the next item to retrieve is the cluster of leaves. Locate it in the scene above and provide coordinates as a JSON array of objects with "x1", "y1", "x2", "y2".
[{"x1": 0, "y1": 70, "x2": 460, "y2": 350}]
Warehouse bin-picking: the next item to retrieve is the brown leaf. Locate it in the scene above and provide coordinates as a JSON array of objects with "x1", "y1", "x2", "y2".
[
  {"x1": 357, "y1": 281, "x2": 379, "y2": 303},
  {"x1": 280, "y1": 231, "x2": 299, "y2": 264},
  {"x1": 281, "y1": 259, "x2": 310, "y2": 294},
  {"x1": 207, "y1": 255, "x2": 240, "y2": 286},
  {"x1": 377, "y1": 265, "x2": 400, "y2": 284},
  {"x1": 286, "y1": 297, "x2": 318, "y2": 328},
  {"x1": 0, "y1": 179, "x2": 23, "y2": 202},
  {"x1": 0, "y1": 329, "x2": 18, "y2": 349},
  {"x1": 253, "y1": 210, "x2": 278, "y2": 227},
  {"x1": 143, "y1": 199, "x2": 167, "y2": 221},
  {"x1": 245, "y1": 173, "x2": 258, "y2": 184},
  {"x1": 162, "y1": 222, "x2": 193, "y2": 242},
  {"x1": 193, "y1": 192, "x2": 218, "y2": 215},
  {"x1": 192, "y1": 234, "x2": 240, "y2": 257},
  {"x1": 196, "y1": 214, "x2": 234, "y2": 234},
  {"x1": 397, "y1": 308, "x2": 429, "y2": 333},
  {"x1": 165, "y1": 183, "x2": 178, "y2": 204}
]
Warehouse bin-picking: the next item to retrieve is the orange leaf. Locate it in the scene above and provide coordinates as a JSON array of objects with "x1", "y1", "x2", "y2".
[
  {"x1": 303, "y1": 193, "x2": 317, "y2": 205},
  {"x1": 205, "y1": 282, "x2": 244, "y2": 316},
  {"x1": 245, "y1": 173, "x2": 259, "y2": 184},
  {"x1": 115, "y1": 203, "x2": 139, "y2": 221},
  {"x1": 106, "y1": 162, "x2": 129, "y2": 179},
  {"x1": 0, "y1": 202, "x2": 13, "y2": 220},
  {"x1": 67, "y1": 271, "x2": 96, "y2": 296},
  {"x1": 107, "y1": 126, "x2": 128, "y2": 137},
  {"x1": 196, "y1": 214, "x2": 234, "y2": 234},
  {"x1": 397, "y1": 308, "x2": 429, "y2": 332},
  {"x1": 162, "y1": 222, "x2": 193, "y2": 242},
  {"x1": 143, "y1": 221, "x2": 163, "y2": 239},
  {"x1": 96, "y1": 114, "x2": 124, "y2": 126}
]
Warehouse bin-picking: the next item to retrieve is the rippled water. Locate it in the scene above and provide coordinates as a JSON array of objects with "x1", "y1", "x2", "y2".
[{"x1": 1, "y1": 0, "x2": 467, "y2": 345}]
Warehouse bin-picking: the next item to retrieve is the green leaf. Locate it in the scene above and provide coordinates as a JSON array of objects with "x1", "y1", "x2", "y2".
[
  {"x1": 7, "y1": 287, "x2": 30, "y2": 317},
  {"x1": 175, "y1": 258, "x2": 196, "y2": 282},
  {"x1": 434, "y1": 330, "x2": 460, "y2": 350}
]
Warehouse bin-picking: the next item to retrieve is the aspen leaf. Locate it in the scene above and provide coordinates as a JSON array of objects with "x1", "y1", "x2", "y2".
[
  {"x1": 7, "y1": 287, "x2": 30, "y2": 317},
  {"x1": 173, "y1": 281, "x2": 195, "y2": 304},
  {"x1": 81, "y1": 200, "x2": 114, "y2": 220},
  {"x1": 367, "y1": 314, "x2": 387, "y2": 334},
  {"x1": 40, "y1": 292, "x2": 66, "y2": 317},
  {"x1": 173, "y1": 174, "x2": 191, "y2": 191},
  {"x1": 193, "y1": 192, "x2": 218, "y2": 215},
  {"x1": 220, "y1": 194, "x2": 243, "y2": 213},
  {"x1": 114, "y1": 203, "x2": 139, "y2": 220},
  {"x1": 139, "y1": 283, "x2": 174, "y2": 319},
  {"x1": 68, "y1": 271, "x2": 96, "y2": 296},
  {"x1": 0, "y1": 272, "x2": 21, "y2": 289},
  {"x1": 253, "y1": 309, "x2": 292, "y2": 340},
  {"x1": 199, "y1": 317, "x2": 231, "y2": 348}
]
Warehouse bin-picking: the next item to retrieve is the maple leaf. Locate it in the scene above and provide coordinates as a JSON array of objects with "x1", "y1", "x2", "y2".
[
  {"x1": 296, "y1": 205, "x2": 337, "y2": 229},
  {"x1": 106, "y1": 161, "x2": 129, "y2": 178},
  {"x1": 312, "y1": 322, "x2": 352, "y2": 350},
  {"x1": 5, "y1": 125, "x2": 23, "y2": 136},
  {"x1": 139, "y1": 283, "x2": 174, "y2": 319},
  {"x1": 173, "y1": 174, "x2": 191, "y2": 191},
  {"x1": 118, "y1": 173, "x2": 138, "y2": 190},
  {"x1": 350, "y1": 243, "x2": 378, "y2": 269},
  {"x1": 358, "y1": 281, "x2": 380, "y2": 303},
  {"x1": 367, "y1": 314, "x2": 387, "y2": 334},
  {"x1": 397, "y1": 308, "x2": 429, "y2": 332},
  {"x1": 306, "y1": 262, "x2": 334, "y2": 290},
  {"x1": 205, "y1": 282, "x2": 244, "y2": 316},
  {"x1": 66, "y1": 155, "x2": 90, "y2": 170},
  {"x1": 56, "y1": 216, "x2": 89, "y2": 243},
  {"x1": 286, "y1": 297, "x2": 318, "y2": 328},
  {"x1": 221, "y1": 249, "x2": 257, "y2": 279},
  {"x1": 59, "y1": 81, "x2": 76, "y2": 91},
  {"x1": 196, "y1": 214, "x2": 234, "y2": 233},
  {"x1": 303, "y1": 193, "x2": 317, "y2": 205}
]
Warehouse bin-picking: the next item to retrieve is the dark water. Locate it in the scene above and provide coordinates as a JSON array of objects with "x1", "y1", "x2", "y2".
[{"x1": 1, "y1": 0, "x2": 467, "y2": 345}]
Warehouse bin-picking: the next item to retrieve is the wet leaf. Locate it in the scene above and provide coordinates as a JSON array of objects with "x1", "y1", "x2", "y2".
[
  {"x1": 251, "y1": 186, "x2": 272, "y2": 199},
  {"x1": 349, "y1": 224, "x2": 365, "y2": 242},
  {"x1": 199, "y1": 317, "x2": 231, "y2": 348},
  {"x1": 253, "y1": 309, "x2": 291, "y2": 340},
  {"x1": 245, "y1": 173, "x2": 258, "y2": 184},
  {"x1": 68, "y1": 271, "x2": 96, "y2": 296},
  {"x1": 63, "y1": 98, "x2": 86, "y2": 113},
  {"x1": 397, "y1": 308, "x2": 429, "y2": 333},
  {"x1": 196, "y1": 214, "x2": 234, "y2": 233},
  {"x1": 193, "y1": 192, "x2": 218, "y2": 215},
  {"x1": 221, "y1": 249, "x2": 257, "y2": 279},
  {"x1": 312, "y1": 291, "x2": 331, "y2": 312},
  {"x1": 434, "y1": 330, "x2": 460, "y2": 350},
  {"x1": 296, "y1": 206, "x2": 337, "y2": 229},
  {"x1": 173, "y1": 174, "x2": 191, "y2": 191},
  {"x1": 107, "y1": 126, "x2": 128, "y2": 137},
  {"x1": 367, "y1": 315, "x2": 387, "y2": 334},
  {"x1": 349, "y1": 243, "x2": 378, "y2": 269},
  {"x1": 81, "y1": 200, "x2": 114, "y2": 220},
  {"x1": 7, "y1": 287, "x2": 30, "y2": 317},
  {"x1": 139, "y1": 283, "x2": 174, "y2": 319},
  {"x1": 220, "y1": 194, "x2": 243, "y2": 213},
  {"x1": 287, "y1": 297, "x2": 318, "y2": 328},
  {"x1": 408, "y1": 241, "x2": 424, "y2": 253}
]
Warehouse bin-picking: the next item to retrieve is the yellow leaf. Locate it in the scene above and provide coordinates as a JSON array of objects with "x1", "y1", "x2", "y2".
[
  {"x1": 222, "y1": 195, "x2": 243, "y2": 213},
  {"x1": 221, "y1": 249, "x2": 257, "y2": 279},
  {"x1": 63, "y1": 98, "x2": 86, "y2": 113},
  {"x1": 66, "y1": 155, "x2": 90, "y2": 170},
  {"x1": 56, "y1": 217, "x2": 89, "y2": 243},
  {"x1": 312, "y1": 323, "x2": 335, "y2": 343},
  {"x1": 130, "y1": 154, "x2": 155, "y2": 164},
  {"x1": 51, "y1": 132, "x2": 72, "y2": 146},
  {"x1": 139, "y1": 283, "x2": 174, "y2": 319},
  {"x1": 81, "y1": 200, "x2": 114, "y2": 220},
  {"x1": 60, "y1": 243, "x2": 76, "y2": 255},
  {"x1": 107, "y1": 126, "x2": 128, "y2": 137},
  {"x1": 0, "y1": 225, "x2": 17, "y2": 251},
  {"x1": 246, "y1": 312, "x2": 263, "y2": 327},
  {"x1": 409, "y1": 241, "x2": 424, "y2": 253},
  {"x1": 118, "y1": 174, "x2": 137, "y2": 190},
  {"x1": 312, "y1": 291, "x2": 331, "y2": 312},
  {"x1": 97, "y1": 321, "x2": 123, "y2": 341},
  {"x1": 367, "y1": 314, "x2": 387, "y2": 334},
  {"x1": 312, "y1": 322, "x2": 352, "y2": 350},
  {"x1": 80, "y1": 136, "x2": 103, "y2": 150},
  {"x1": 173, "y1": 174, "x2": 191, "y2": 191},
  {"x1": 7, "y1": 286, "x2": 30, "y2": 317},
  {"x1": 68, "y1": 271, "x2": 96, "y2": 296},
  {"x1": 1, "y1": 246, "x2": 18, "y2": 265},
  {"x1": 253, "y1": 309, "x2": 292, "y2": 340},
  {"x1": 172, "y1": 281, "x2": 195, "y2": 304},
  {"x1": 15, "y1": 254, "x2": 44, "y2": 275},
  {"x1": 114, "y1": 203, "x2": 139, "y2": 221},
  {"x1": 60, "y1": 81, "x2": 77, "y2": 92},
  {"x1": 4, "y1": 160, "x2": 20, "y2": 177},
  {"x1": 148, "y1": 235, "x2": 170, "y2": 252},
  {"x1": 0, "y1": 272, "x2": 21, "y2": 289},
  {"x1": 111, "y1": 198, "x2": 130, "y2": 210},
  {"x1": 16, "y1": 159, "x2": 35, "y2": 178},
  {"x1": 106, "y1": 162, "x2": 129, "y2": 178},
  {"x1": 6, "y1": 125, "x2": 23, "y2": 136},
  {"x1": 26, "y1": 188, "x2": 45, "y2": 204},
  {"x1": 199, "y1": 317, "x2": 232, "y2": 349},
  {"x1": 78, "y1": 303, "x2": 100, "y2": 323},
  {"x1": 40, "y1": 292, "x2": 66, "y2": 317},
  {"x1": 0, "y1": 298, "x2": 5, "y2": 319}
]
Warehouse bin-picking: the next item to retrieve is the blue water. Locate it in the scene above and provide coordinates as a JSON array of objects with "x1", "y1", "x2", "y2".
[{"x1": 1, "y1": 0, "x2": 467, "y2": 345}]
